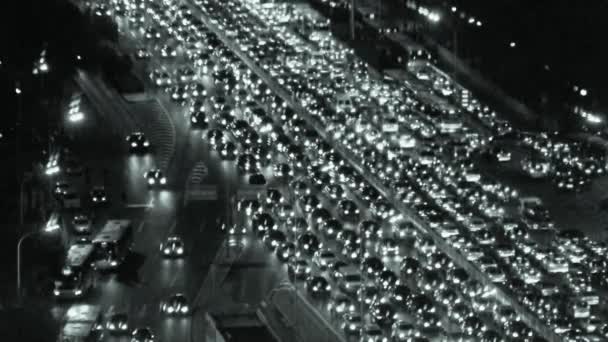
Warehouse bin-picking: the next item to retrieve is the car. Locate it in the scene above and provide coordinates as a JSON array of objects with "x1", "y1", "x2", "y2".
[
  {"x1": 361, "y1": 323, "x2": 390, "y2": 342},
  {"x1": 297, "y1": 232, "x2": 322, "y2": 257},
  {"x1": 131, "y1": 327, "x2": 155, "y2": 342},
  {"x1": 144, "y1": 169, "x2": 167, "y2": 187},
  {"x1": 223, "y1": 223, "x2": 247, "y2": 236},
  {"x1": 72, "y1": 213, "x2": 92, "y2": 234},
  {"x1": 248, "y1": 173, "x2": 266, "y2": 186},
  {"x1": 312, "y1": 249, "x2": 338, "y2": 270},
  {"x1": 90, "y1": 186, "x2": 107, "y2": 204},
  {"x1": 306, "y1": 275, "x2": 332, "y2": 299},
  {"x1": 218, "y1": 142, "x2": 237, "y2": 160},
  {"x1": 62, "y1": 190, "x2": 82, "y2": 209},
  {"x1": 328, "y1": 293, "x2": 357, "y2": 318},
  {"x1": 160, "y1": 236, "x2": 185, "y2": 258},
  {"x1": 160, "y1": 45, "x2": 177, "y2": 58},
  {"x1": 276, "y1": 242, "x2": 296, "y2": 262},
  {"x1": 287, "y1": 258, "x2": 311, "y2": 280},
  {"x1": 190, "y1": 110, "x2": 209, "y2": 129},
  {"x1": 371, "y1": 297, "x2": 397, "y2": 328},
  {"x1": 126, "y1": 132, "x2": 150, "y2": 153},
  {"x1": 337, "y1": 199, "x2": 360, "y2": 222},
  {"x1": 263, "y1": 230, "x2": 286, "y2": 251},
  {"x1": 54, "y1": 181, "x2": 70, "y2": 197},
  {"x1": 135, "y1": 48, "x2": 151, "y2": 59},
  {"x1": 391, "y1": 321, "x2": 421, "y2": 341},
  {"x1": 106, "y1": 312, "x2": 129, "y2": 335},
  {"x1": 273, "y1": 163, "x2": 293, "y2": 179},
  {"x1": 341, "y1": 312, "x2": 364, "y2": 337},
  {"x1": 64, "y1": 157, "x2": 84, "y2": 176},
  {"x1": 237, "y1": 199, "x2": 261, "y2": 216},
  {"x1": 160, "y1": 293, "x2": 190, "y2": 316}
]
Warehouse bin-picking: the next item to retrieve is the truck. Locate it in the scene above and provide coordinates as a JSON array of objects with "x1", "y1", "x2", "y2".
[{"x1": 57, "y1": 304, "x2": 104, "y2": 342}]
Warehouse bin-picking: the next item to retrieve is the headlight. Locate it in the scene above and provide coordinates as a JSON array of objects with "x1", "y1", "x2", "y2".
[
  {"x1": 143, "y1": 141, "x2": 149, "y2": 147},
  {"x1": 53, "y1": 289, "x2": 60, "y2": 296},
  {"x1": 167, "y1": 306, "x2": 175, "y2": 313},
  {"x1": 131, "y1": 142, "x2": 137, "y2": 147},
  {"x1": 74, "y1": 289, "x2": 83, "y2": 296},
  {"x1": 148, "y1": 178, "x2": 155, "y2": 185},
  {"x1": 176, "y1": 247, "x2": 184, "y2": 254},
  {"x1": 181, "y1": 306, "x2": 189, "y2": 313},
  {"x1": 93, "y1": 197, "x2": 98, "y2": 202},
  {"x1": 160, "y1": 177, "x2": 167, "y2": 185},
  {"x1": 102, "y1": 196, "x2": 106, "y2": 201},
  {"x1": 110, "y1": 260, "x2": 118, "y2": 266},
  {"x1": 191, "y1": 116, "x2": 197, "y2": 123},
  {"x1": 164, "y1": 248, "x2": 171, "y2": 254}
]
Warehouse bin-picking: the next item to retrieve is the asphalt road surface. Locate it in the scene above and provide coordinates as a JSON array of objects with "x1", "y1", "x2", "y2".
[{"x1": 51, "y1": 60, "x2": 234, "y2": 341}]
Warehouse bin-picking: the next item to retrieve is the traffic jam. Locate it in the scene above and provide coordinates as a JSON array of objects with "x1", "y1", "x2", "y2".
[{"x1": 50, "y1": 0, "x2": 608, "y2": 341}]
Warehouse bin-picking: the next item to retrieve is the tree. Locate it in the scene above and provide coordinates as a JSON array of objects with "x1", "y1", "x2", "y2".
[{"x1": 0, "y1": 305, "x2": 59, "y2": 342}]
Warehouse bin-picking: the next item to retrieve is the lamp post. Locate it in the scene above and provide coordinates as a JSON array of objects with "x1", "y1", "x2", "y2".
[
  {"x1": 17, "y1": 231, "x2": 37, "y2": 302},
  {"x1": 16, "y1": 218, "x2": 60, "y2": 302},
  {"x1": 349, "y1": 0, "x2": 356, "y2": 41}
]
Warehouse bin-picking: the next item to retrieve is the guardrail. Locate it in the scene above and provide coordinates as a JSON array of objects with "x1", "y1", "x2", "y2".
[
  {"x1": 188, "y1": 1, "x2": 562, "y2": 341},
  {"x1": 259, "y1": 284, "x2": 346, "y2": 342}
]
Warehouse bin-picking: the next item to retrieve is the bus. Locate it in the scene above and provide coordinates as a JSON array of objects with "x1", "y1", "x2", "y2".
[
  {"x1": 57, "y1": 304, "x2": 104, "y2": 342},
  {"x1": 92, "y1": 219, "x2": 134, "y2": 271},
  {"x1": 53, "y1": 242, "x2": 96, "y2": 299}
]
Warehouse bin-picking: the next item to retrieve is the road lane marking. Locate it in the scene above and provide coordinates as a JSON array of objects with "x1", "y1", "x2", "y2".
[
  {"x1": 137, "y1": 221, "x2": 145, "y2": 233},
  {"x1": 127, "y1": 203, "x2": 152, "y2": 208},
  {"x1": 145, "y1": 197, "x2": 155, "y2": 211},
  {"x1": 136, "y1": 304, "x2": 147, "y2": 317},
  {"x1": 169, "y1": 273, "x2": 179, "y2": 287},
  {"x1": 168, "y1": 220, "x2": 177, "y2": 235}
]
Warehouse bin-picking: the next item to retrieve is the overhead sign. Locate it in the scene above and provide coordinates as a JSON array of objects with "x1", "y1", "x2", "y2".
[
  {"x1": 237, "y1": 186, "x2": 263, "y2": 200},
  {"x1": 186, "y1": 185, "x2": 218, "y2": 201}
]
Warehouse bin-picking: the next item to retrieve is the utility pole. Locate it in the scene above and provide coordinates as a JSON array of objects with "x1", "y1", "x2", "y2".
[{"x1": 350, "y1": 0, "x2": 356, "y2": 41}]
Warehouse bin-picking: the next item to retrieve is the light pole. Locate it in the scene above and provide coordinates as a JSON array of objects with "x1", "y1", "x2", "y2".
[
  {"x1": 16, "y1": 218, "x2": 60, "y2": 302},
  {"x1": 349, "y1": 0, "x2": 356, "y2": 41},
  {"x1": 17, "y1": 231, "x2": 37, "y2": 302}
]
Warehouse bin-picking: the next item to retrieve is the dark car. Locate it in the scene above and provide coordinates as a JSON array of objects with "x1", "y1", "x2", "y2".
[
  {"x1": 190, "y1": 110, "x2": 208, "y2": 129},
  {"x1": 126, "y1": 132, "x2": 150, "y2": 153}
]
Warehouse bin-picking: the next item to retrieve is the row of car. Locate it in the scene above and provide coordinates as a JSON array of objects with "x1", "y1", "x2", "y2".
[
  {"x1": 116, "y1": 0, "x2": 608, "y2": 339},
  {"x1": 200, "y1": 0, "x2": 608, "y2": 339}
]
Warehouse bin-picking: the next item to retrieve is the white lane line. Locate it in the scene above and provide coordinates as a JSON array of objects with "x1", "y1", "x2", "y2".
[
  {"x1": 145, "y1": 197, "x2": 155, "y2": 211},
  {"x1": 169, "y1": 273, "x2": 179, "y2": 287},
  {"x1": 168, "y1": 220, "x2": 177, "y2": 235},
  {"x1": 136, "y1": 304, "x2": 147, "y2": 317},
  {"x1": 137, "y1": 221, "x2": 145, "y2": 233},
  {"x1": 127, "y1": 203, "x2": 152, "y2": 208}
]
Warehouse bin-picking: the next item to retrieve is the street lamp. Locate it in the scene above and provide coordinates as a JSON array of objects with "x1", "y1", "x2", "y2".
[{"x1": 16, "y1": 216, "x2": 60, "y2": 301}]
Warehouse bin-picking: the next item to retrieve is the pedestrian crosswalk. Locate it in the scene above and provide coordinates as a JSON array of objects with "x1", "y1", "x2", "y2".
[
  {"x1": 185, "y1": 161, "x2": 216, "y2": 203},
  {"x1": 188, "y1": 161, "x2": 209, "y2": 186},
  {"x1": 128, "y1": 99, "x2": 176, "y2": 171}
]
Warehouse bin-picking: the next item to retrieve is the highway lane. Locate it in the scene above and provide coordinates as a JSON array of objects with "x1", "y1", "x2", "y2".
[{"x1": 55, "y1": 57, "x2": 234, "y2": 342}]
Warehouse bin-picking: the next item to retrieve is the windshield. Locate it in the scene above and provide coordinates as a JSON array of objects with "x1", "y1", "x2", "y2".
[
  {"x1": 94, "y1": 242, "x2": 116, "y2": 259},
  {"x1": 55, "y1": 274, "x2": 80, "y2": 290},
  {"x1": 74, "y1": 217, "x2": 88, "y2": 224}
]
